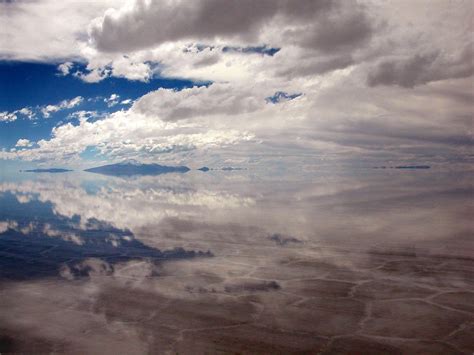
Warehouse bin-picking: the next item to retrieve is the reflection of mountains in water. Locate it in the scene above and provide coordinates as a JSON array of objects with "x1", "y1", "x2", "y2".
[
  {"x1": 373, "y1": 165, "x2": 431, "y2": 169},
  {"x1": 23, "y1": 168, "x2": 72, "y2": 173},
  {"x1": 84, "y1": 161, "x2": 190, "y2": 176},
  {"x1": 0, "y1": 192, "x2": 212, "y2": 281}
]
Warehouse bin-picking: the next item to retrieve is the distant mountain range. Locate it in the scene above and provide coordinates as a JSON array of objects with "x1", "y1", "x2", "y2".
[
  {"x1": 23, "y1": 168, "x2": 72, "y2": 173},
  {"x1": 84, "y1": 161, "x2": 190, "y2": 176}
]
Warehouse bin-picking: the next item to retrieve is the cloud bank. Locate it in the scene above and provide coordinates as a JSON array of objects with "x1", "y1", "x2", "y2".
[{"x1": 0, "y1": 0, "x2": 472, "y2": 166}]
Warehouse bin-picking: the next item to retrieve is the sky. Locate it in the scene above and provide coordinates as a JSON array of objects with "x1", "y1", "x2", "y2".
[{"x1": 0, "y1": 0, "x2": 473, "y2": 169}]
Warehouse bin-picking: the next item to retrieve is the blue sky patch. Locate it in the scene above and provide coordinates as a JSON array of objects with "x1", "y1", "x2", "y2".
[
  {"x1": 0, "y1": 61, "x2": 203, "y2": 149},
  {"x1": 266, "y1": 91, "x2": 302, "y2": 104},
  {"x1": 222, "y1": 45, "x2": 280, "y2": 56}
]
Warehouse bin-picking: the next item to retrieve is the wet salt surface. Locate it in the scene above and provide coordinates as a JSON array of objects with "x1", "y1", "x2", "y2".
[{"x1": 0, "y1": 168, "x2": 473, "y2": 354}]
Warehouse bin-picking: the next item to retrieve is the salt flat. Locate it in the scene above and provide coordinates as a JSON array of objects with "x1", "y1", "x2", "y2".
[{"x1": 0, "y1": 168, "x2": 472, "y2": 354}]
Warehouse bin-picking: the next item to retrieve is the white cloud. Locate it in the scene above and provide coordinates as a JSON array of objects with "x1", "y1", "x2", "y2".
[
  {"x1": 17, "y1": 108, "x2": 35, "y2": 119},
  {"x1": 41, "y1": 105, "x2": 59, "y2": 118},
  {"x1": 90, "y1": 0, "x2": 372, "y2": 54},
  {"x1": 107, "y1": 56, "x2": 151, "y2": 81},
  {"x1": 73, "y1": 66, "x2": 111, "y2": 83},
  {"x1": 133, "y1": 83, "x2": 263, "y2": 122},
  {"x1": 41, "y1": 96, "x2": 84, "y2": 118},
  {"x1": 0, "y1": 0, "x2": 128, "y2": 61},
  {"x1": 15, "y1": 139, "x2": 33, "y2": 148},
  {"x1": 2, "y1": 74, "x2": 472, "y2": 167},
  {"x1": 57, "y1": 62, "x2": 74, "y2": 76},
  {"x1": 0, "y1": 0, "x2": 472, "y2": 166},
  {"x1": 0, "y1": 111, "x2": 17, "y2": 123},
  {"x1": 67, "y1": 110, "x2": 99, "y2": 122},
  {"x1": 0, "y1": 107, "x2": 35, "y2": 123},
  {"x1": 2, "y1": 84, "x2": 258, "y2": 163},
  {"x1": 104, "y1": 94, "x2": 120, "y2": 107}
]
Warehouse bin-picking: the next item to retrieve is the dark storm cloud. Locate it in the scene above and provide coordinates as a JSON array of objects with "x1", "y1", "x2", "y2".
[
  {"x1": 91, "y1": 0, "x2": 374, "y2": 54},
  {"x1": 367, "y1": 47, "x2": 474, "y2": 88}
]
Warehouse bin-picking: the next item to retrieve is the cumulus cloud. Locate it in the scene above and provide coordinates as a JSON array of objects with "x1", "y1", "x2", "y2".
[
  {"x1": 2, "y1": 73, "x2": 472, "y2": 166},
  {"x1": 15, "y1": 139, "x2": 33, "y2": 148},
  {"x1": 0, "y1": 107, "x2": 35, "y2": 123},
  {"x1": 41, "y1": 96, "x2": 84, "y2": 118},
  {"x1": 0, "y1": 0, "x2": 127, "y2": 61},
  {"x1": 67, "y1": 110, "x2": 100, "y2": 121},
  {"x1": 104, "y1": 94, "x2": 120, "y2": 107},
  {"x1": 2, "y1": 84, "x2": 260, "y2": 163},
  {"x1": 90, "y1": 0, "x2": 278, "y2": 52},
  {"x1": 133, "y1": 84, "x2": 263, "y2": 122},
  {"x1": 73, "y1": 66, "x2": 112, "y2": 83},
  {"x1": 71, "y1": 55, "x2": 152, "y2": 83},
  {"x1": 17, "y1": 107, "x2": 35, "y2": 119},
  {"x1": 90, "y1": 0, "x2": 372, "y2": 54},
  {"x1": 1, "y1": 0, "x2": 473, "y2": 166},
  {"x1": 83, "y1": 0, "x2": 374, "y2": 82},
  {"x1": 57, "y1": 61, "x2": 73, "y2": 76},
  {"x1": 0, "y1": 111, "x2": 18, "y2": 123},
  {"x1": 1, "y1": 100, "x2": 83, "y2": 124}
]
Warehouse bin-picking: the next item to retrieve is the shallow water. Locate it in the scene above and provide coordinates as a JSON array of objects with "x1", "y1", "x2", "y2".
[{"x1": 0, "y1": 167, "x2": 473, "y2": 354}]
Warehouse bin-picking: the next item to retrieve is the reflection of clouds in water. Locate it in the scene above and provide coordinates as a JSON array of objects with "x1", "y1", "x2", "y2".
[
  {"x1": 0, "y1": 170, "x2": 473, "y2": 353},
  {"x1": 43, "y1": 223, "x2": 84, "y2": 245},
  {"x1": 0, "y1": 192, "x2": 213, "y2": 282},
  {"x1": 0, "y1": 220, "x2": 18, "y2": 233},
  {"x1": 0, "y1": 279, "x2": 148, "y2": 354},
  {"x1": 1, "y1": 170, "x2": 472, "y2": 255},
  {"x1": 0, "y1": 175, "x2": 255, "y2": 238},
  {"x1": 60, "y1": 258, "x2": 114, "y2": 280},
  {"x1": 2, "y1": 244, "x2": 472, "y2": 353},
  {"x1": 15, "y1": 193, "x2": 33, "y2": 204}
]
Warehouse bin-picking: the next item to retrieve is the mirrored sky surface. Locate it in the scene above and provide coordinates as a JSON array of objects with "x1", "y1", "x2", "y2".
[{"x1": 0, "y1": 167, "x2": 472, "y2": 353}]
